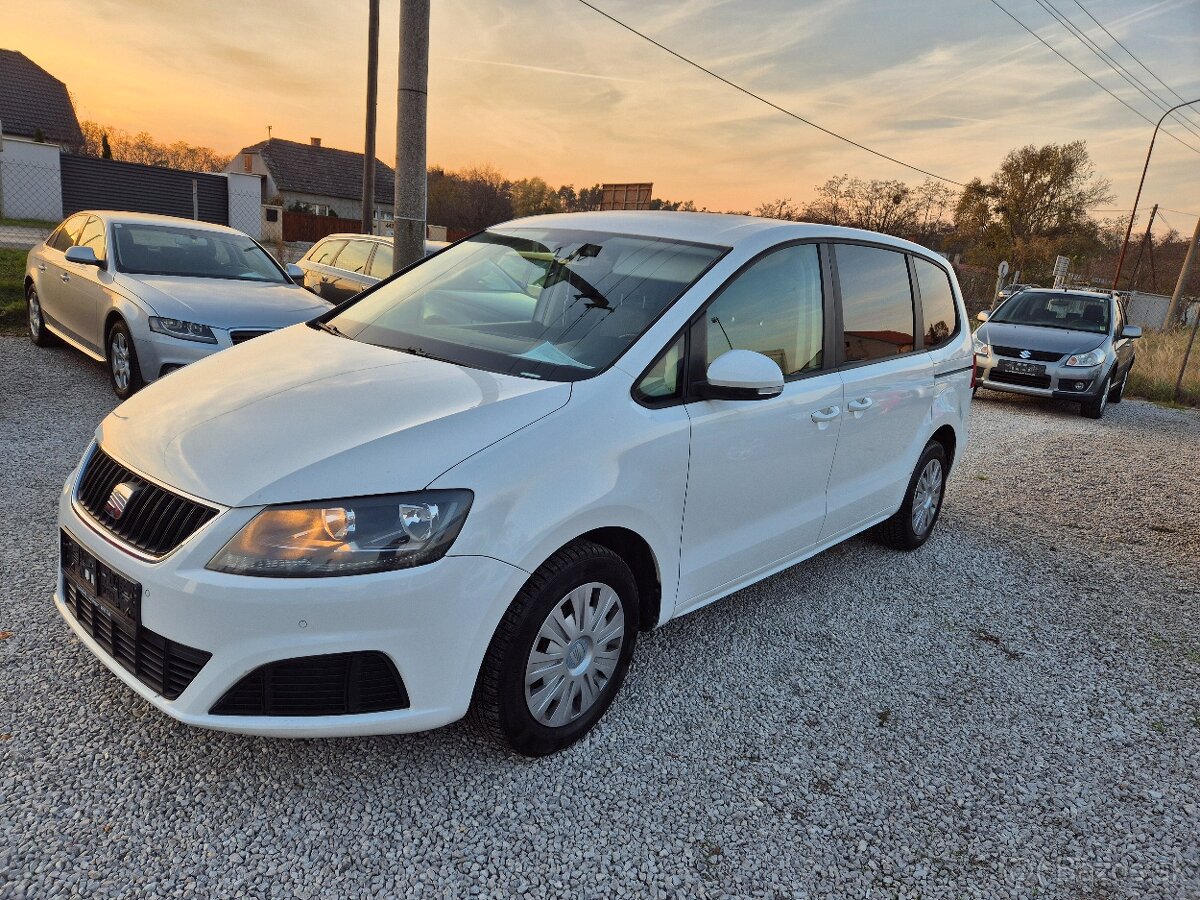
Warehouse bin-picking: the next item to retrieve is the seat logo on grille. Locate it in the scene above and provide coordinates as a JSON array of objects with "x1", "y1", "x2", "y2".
[
  {"x1": 105, "y1": 482, "x2": 138, "y2": 520},
  {"x1": 1019, "y1": 350, "x2": 1032, "y2": 359}
]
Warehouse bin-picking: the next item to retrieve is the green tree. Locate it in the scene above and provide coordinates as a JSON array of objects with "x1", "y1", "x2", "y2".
[
  {"x1": 953, "y1": 141, "x2": 1112, "y2": 278},
  {"x1": 509, "y1": 177, "x2": 563, "y2": 217},
  {"x1": 101, "y1": 133, "x2": 112, "y2": 159}
]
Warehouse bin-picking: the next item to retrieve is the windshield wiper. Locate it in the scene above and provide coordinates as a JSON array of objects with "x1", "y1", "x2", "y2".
[{"x1": 311, "y1": 320, "x2": 346, "y2": 337}]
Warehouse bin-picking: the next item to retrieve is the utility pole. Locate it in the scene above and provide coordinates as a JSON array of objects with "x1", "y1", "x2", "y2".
[
  {"x1": 393, "y1": 0, "x2": 430, "y2": 270},
  {"x1": 1128, "y1": 203, "x2": 1158, "y2": 291},
  {"x1": 1164, "y1": 213, "x2": 1200, "y2": 329},
  {"x1": 360, "y1": 0, "x2": 380, "y2": 235}
]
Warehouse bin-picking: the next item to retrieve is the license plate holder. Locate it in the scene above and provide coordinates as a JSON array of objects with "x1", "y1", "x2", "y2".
[
  {"x1": 61, "y1": 531, "x2": 141, "y2": 628},
  {"x1": 997, "y1": 358, "x2": 1046, "y2": 377}
]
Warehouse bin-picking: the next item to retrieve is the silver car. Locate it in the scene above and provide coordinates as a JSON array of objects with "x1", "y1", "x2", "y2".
[
  {"x1": 973, "y1": 288, "x2": 1141, "y2": 419},
  {"x1": 24, "y1": 211, "x2": 329, "y2": 398}
]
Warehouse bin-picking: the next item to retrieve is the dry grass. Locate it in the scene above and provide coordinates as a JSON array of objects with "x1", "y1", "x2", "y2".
[{"x1": 1126, "y1": 327, "x2": 1200, "y2": 407}]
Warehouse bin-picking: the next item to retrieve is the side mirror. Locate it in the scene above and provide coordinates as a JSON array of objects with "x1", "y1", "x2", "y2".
[
  {"x1": 64, "y1": 245, "x2": 102, "y2": 267},
  {"x1": 697, "y1": 349, "x2": 784, "y2": 401},
  {"x1": 286, "y1": 263, "x2": 304, "y2": 285},
  {"x1": 1121, "y1": 324, "x2": 1142, "y2": 339},
  {"x1": 976, "y1": 310, "x2": 990, "y2": 323}
]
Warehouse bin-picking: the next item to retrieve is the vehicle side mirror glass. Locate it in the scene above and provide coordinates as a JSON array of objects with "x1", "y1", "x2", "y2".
[
  {"x1": 976, "y1": 310, "x2": 990, "y2": 322},
  {"x1": 1121, "y1": 324, "x2": 1142, "y2": 339},
  {"x1": 697, "y1": 349, "x2": 784, "y2": 401},
  {"x1": 64, "y1": 246, "x2": 102, "y2": 267},
  {"x1": 286, "y1": 263, "x2": 304, "y2": 284}
]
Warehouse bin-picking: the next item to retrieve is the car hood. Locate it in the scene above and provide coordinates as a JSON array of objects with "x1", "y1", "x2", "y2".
[
  {"x1": 96, "y1": 325, "x2": 571, "y2": 507},
  {"x1": 979, "y1": 321, "x2": 1106, "y2": 354},
  {"x1": 115, "y1": 274, "x2": 328, "y2": 329}
]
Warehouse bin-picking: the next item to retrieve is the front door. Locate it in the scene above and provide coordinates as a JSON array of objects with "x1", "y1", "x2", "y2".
[{"x1": 677, "y1": 242, "x2": 842, "y2": 612}]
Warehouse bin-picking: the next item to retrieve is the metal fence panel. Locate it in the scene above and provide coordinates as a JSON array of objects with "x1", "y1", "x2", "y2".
[
  {"x1": 0, "y1": 157, "x2": 59, "y2": 249},
  {"x1": 60, "y1": 155, "x2": 228, "y2": 224}
]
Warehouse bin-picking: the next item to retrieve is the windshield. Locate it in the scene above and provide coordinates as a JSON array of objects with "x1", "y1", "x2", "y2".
[
  {"x1": 991, "y1": 291, "x2": 1110, "y2": 334},
  {"x1": 323, "y1": 227, "x2": 726, "y2": 381},
  {"x1": 112, "y1": 223, "x2": 288, "y2": 283}
]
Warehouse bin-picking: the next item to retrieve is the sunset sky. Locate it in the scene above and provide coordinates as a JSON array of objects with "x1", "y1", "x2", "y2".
[{"x1": 8, "y1": 0, "x2": 1200, "y2": 230}]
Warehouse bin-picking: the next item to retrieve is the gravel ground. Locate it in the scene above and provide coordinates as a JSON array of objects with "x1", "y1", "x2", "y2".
[{"x1": 2, "y1": 335, "x2": 1198, "y2": 899}]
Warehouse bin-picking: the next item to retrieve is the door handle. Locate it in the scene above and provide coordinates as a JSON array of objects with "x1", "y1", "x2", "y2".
[
  {"x1": 38, "y1": 264, "x2": 47, "y2": 273},
  {"x1": 847, "y1": 397, "x2": 873, "y2": 412},
  {"x1": 810, "y1": 405, "x2": 841, "y2": 423},
  {"x1": 60, "y1": 273, "x2": 70, "y2": 283}
]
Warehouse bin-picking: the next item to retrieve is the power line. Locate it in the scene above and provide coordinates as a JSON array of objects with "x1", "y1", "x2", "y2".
[
  {"x1": 1071, "y1": 0, "x2": 1200, "y2": 129},
  {"x1": 573, "y1": 0, "x2": 967, "y2": 186},
  {"x1": 986, "y1": 0, "x2": 1200, "y2": 156},
  {"x1": 1033, "y1": 0, "x2": 1200, "y2": 144}
]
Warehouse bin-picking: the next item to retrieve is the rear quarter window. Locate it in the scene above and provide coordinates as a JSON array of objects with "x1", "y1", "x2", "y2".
[{"x1": 913, "y1": 257, "x2": 959, "y2": 348}]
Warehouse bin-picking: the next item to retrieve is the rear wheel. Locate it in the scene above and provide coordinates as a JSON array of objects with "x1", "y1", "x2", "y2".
[
  {"x1": 107, "y1": 319, "x2": 144, "y2": 400},
  {"x1": 27, "y1": 284, "x2": 59, "y2": 347},
  {"x1": 877, "y1": 441, "x2": 948, "y2": 551},
  {"x1": 472, "y1": 540, "x2": 639, "y2": 756},
  {"x1": 1081, "y1": 374, "x2": 1111, "y2": 419}
]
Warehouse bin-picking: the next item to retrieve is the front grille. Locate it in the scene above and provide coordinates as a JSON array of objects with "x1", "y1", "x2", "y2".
[
  {"x1": 988, "y1": 369, "x2": 1052, "y2": 389},
  {"x1": 61, "y1": 532, "x2": 211, "y2": 700},
  {"x1": 230, "y1": 329, "x2": 271, "y2": 345},
  {"x1": 992, "y1": 346, "x2": 1063, "y2": 363},
  {"x1": 76, "y1": 447, "x2": 218, "y2": 557},
  {"x1": 210, "y1": 652, "x2": 410, "y2": 717}
]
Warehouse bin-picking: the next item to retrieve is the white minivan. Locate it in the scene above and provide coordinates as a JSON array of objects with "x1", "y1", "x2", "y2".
[{"x1": 57, "y1": 212, "x2": 972, "y2": 756}]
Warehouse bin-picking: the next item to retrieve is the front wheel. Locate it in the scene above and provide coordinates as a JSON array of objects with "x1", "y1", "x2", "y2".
[
  {"x1": 472, "y1": 540, "x2": 639, "y2": 756},
  {"x1": 876, "y1": 441, "x2": 948, "y2": 551},
  {"x1": 1081, "y1": 374, "x2": 1111, "y2": 419},
  {"x1": 1108, "y1": 363, "x2": 1130, "y2": 404},
  {"x1": 107, "y1": 319, "x2": 145, "y2": 400}
]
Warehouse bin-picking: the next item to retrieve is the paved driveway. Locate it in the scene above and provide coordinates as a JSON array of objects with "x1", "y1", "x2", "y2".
[{"x1": 2, "y1": 336, "x2": 1198, "y2": 898}]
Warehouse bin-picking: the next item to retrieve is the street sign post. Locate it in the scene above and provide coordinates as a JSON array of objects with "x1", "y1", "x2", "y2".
[{"x1": 1053, "y1": 255, "x2": 1070, "y2": 288}]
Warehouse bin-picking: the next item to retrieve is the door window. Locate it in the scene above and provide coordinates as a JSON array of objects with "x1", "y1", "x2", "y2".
[
  {"x1": 368, "y1": 243, "x2": 393, "y2": 279},
  {"x1": 48, "y1": 214, "x2": 87, "y2": 252},
  {"x1": 701, "y1": 243, "x2": 824, "y2": 377},
  {"x1": 836, "y1": 244, "x2": 915, "y2": 362},
  {"x1": 912, "y1": 257, "x2": 957, "y2": 348},
  {"x1": 311, "y1": 239, "x2": 347, "y2": 266},
  {"x1": 335, "y1": 240, "x2": 373, "y2": 275},
  {"x1": 76, "y1": 216, "x2": 107, "y2": 261}
]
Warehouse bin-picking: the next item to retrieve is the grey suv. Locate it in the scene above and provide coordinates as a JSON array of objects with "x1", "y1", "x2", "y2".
[{"x1": 973, "y1": 288, "x2": 1140, "y2": 419}]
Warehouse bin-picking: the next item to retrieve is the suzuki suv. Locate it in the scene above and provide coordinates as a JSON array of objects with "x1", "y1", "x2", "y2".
[{"x1": 57, "y1": 212, "x2": 972, "y2": 756}]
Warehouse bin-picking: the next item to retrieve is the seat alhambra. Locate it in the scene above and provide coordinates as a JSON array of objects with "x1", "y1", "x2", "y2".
[{"x1": 57, "y1": 212, "x2": 973, "y2": 756}]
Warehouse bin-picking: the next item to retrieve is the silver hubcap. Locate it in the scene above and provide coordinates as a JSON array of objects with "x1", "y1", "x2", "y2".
[
  {"x1": 28, "y1": 291, "x2": 41, "y2": 336},
  {"x1": 110, "y1": 331, "x2": 130, "y2": 391},
  {"x1": 525, "y1": 582, "x2": 624, "y2": 728},
  {"x1": 911, "y1": 458, "x2": 944, "y2": 536}
]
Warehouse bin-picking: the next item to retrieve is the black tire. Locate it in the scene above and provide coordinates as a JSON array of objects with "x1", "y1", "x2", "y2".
[
  {"x1": 106, "y1": 319, "x2": 145, "y2": 400},
  {"x1": 876, "y1": 441, "x2": 948, "y2": 551},
  {"x1": 26, "y1": 284, "x2": 60, "y2": 347},
  {"x1": 1081, "y1": 373, "x2": 1111, "y2": 419},
  {"x1": 472, "y1": 539, "x2": 639, "y2": 756},
  {"x1": 1108, "y1": 362, "x2": 1130, "y2": 404}
]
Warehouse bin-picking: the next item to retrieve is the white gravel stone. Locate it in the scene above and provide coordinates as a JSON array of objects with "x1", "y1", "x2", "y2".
[{"x1": 1, "y1": 336, "x2": 1198, "y2": 898}]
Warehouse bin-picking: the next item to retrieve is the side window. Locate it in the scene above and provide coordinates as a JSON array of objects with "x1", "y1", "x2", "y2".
[
  {"x1": 836, "y1": 244, "x2": 915, "y2": 362},
  {"x1": 635, "y1": 335, "x2": 685, "y2": 403},
  {"x1": 49, "y1": 214, "x2": 87, "y2": 252},
  {"x1": 335, "y1": 240, "x2": 373, "y2": 275},
  {"x1": 702, "y1": 243, "x2": 824, "y2": 377},
  {"x1": 312, "y1": 239, "x2": 347, "y2": 266},
  {"x1": 76, "y1": 216, "x2": 107, "y2": 261},
  {"x1": 912, "y1": 257, "x2": 958, "y2": 348},
  {"x1": 367, "y1": 243, "x2": 393, "y2": 279}
]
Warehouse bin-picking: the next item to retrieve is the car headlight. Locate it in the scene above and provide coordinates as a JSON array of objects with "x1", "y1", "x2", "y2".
[
  {"x1": 148, "y1": 316, "x2": 218, "y2": 344},
  {"x1": 972, "y1": 334, "x2": 990, "y2": 356},
  {"x1": 208, "y1": 490, "x2": 473, "y2": 577},
  {"x1": 1065, "y1": 347, "x2": 1105, "y2": 367}
]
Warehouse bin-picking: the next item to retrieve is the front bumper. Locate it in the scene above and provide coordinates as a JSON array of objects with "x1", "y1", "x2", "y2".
[
  {"x1": 974, "y1": 354, "x2": 1104, "y2": 401},
  {"x1": 56, "y1": 474, "x2": 530, "y2": 737},
  {"x1": 135, "y1": 327, "x2": 278, "y2": 384}
]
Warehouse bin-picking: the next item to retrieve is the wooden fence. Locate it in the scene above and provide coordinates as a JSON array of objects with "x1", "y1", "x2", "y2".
[{"x1": 282, "y1": 211, "x2": 362, "y2": 243}]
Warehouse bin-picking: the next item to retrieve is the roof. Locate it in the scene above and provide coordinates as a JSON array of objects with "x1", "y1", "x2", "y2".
[
  {"x1": 85, "y1": 210, "x2": 247, "y2": 235},
  {"x1": 0, "y1": 49, "x2": 84, "y2": 148},
  {"x1": 496, "y1": 210, "x2": 944, "y2": 258},
  {"x1": 238, "y1": 138, "x2": 395, "y2": 205},
  {"x1": 1021, "y1": 287, "x2": 1112, "y2": 299}
]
